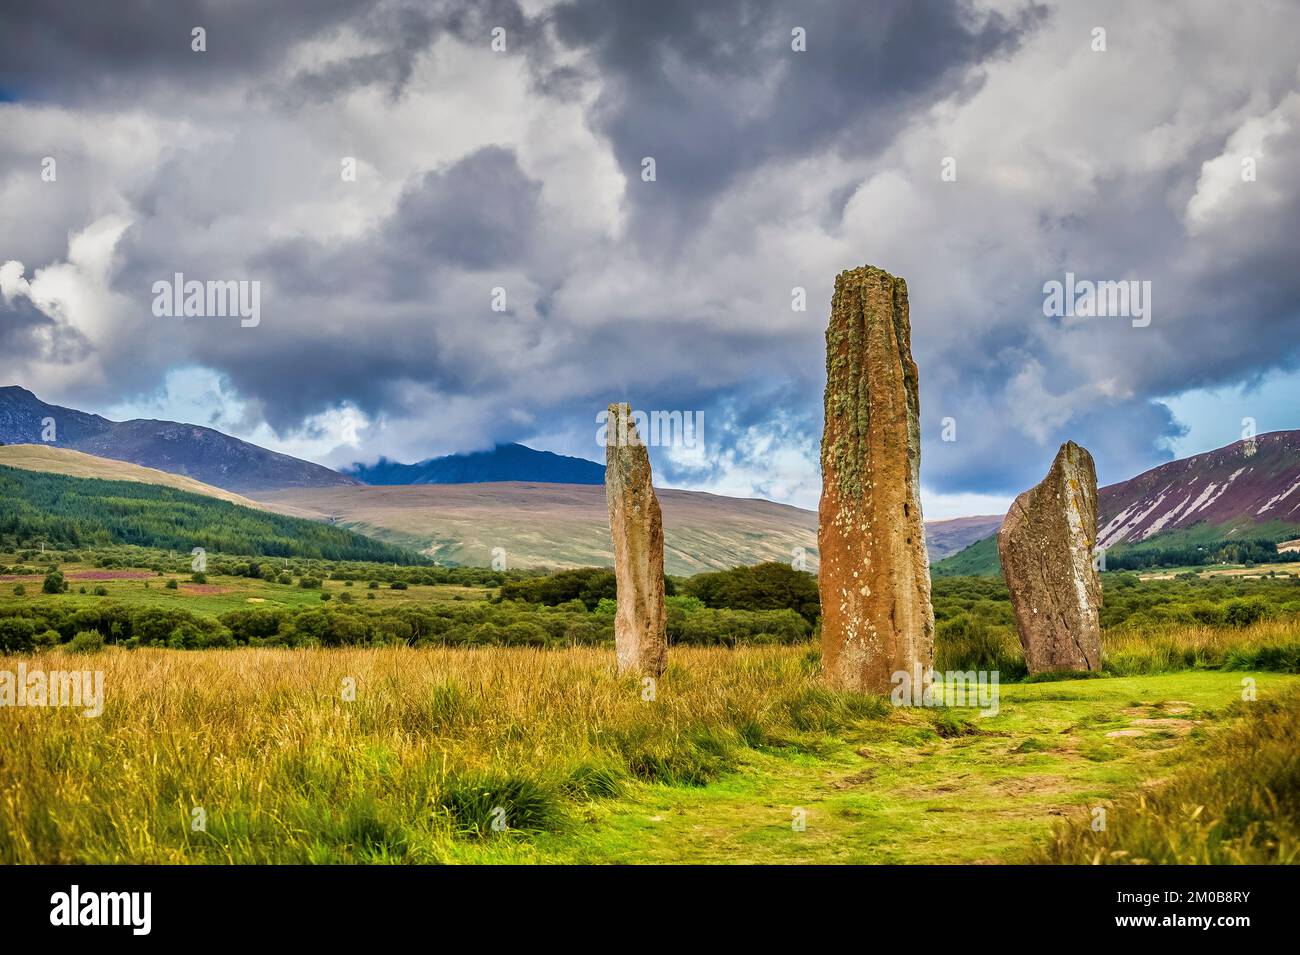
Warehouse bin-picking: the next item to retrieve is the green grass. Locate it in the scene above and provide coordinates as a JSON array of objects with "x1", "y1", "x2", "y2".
[
  {"x1": 1033, "y1": 687, "x2": 1300, "y2": 863},
  {"x1": 2, "y1": 562, "x2": 493, "y2": 617},
  {"x1": 2, "y1": 643, "x2": 1291, "y2": 864}
]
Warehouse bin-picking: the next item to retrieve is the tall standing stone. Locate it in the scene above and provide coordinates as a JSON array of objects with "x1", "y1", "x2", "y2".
[
  {"x1": 997, "y1": 441, "x2": 1102, "y2": 673},
  {"x1": 604, "y1": 403, "x2": 668, "y2": 677},
  {"x1": 819, "y1": 266, "x2": 935, "y2": 693}
]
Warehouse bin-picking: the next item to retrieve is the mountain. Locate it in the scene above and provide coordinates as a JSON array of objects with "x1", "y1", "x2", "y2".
[
  {"x1": 0, "y1": 444, "x2": 269, "y2": 509},
  {"x1": 255, "y1": 482, "x2": 810, "y2": 575},
  {"x1": 1095, "y1": 431, "x2": 1300, "y2": 548},
  {"x1": 0, "y1": 463, "x2": 423, "y2": 564},
  {"x1": 0, "y1": 386, "x2": 358, "y2": 493},
  {"x1": 923, "y1": 515, "x2": 1003, "y2": 560},
  {"x1": 255, "y1": 484, "x2": 1004, "y2": 576},
  {"x1": 934, "y1": 430, "x2": 1300, "y2": 575},
  {"x1": 345, "y1": 443, "x2": 605, "y2": 485}
]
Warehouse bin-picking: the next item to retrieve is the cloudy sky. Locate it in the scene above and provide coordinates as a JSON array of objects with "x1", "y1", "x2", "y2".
[{"x1": 2, "y1": 0, "x2": 1298, "y2": 518}]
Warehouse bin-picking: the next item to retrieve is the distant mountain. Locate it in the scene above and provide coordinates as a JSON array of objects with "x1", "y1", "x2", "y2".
[
  {"x1": 255, "y1": 483, "x2": 1003, "y2": 575},
  {"x1": 923, "y1": 515, "x2": 1004, "y2": 561},
  {"x1": 345, "y1": 443, "x2": 605, "y2": 486},
  {"x1": 1095, "y1": 431, "x2": 1300, "y2": 548},
  {"x1": 934, "y1": 430, "x2": 1300, "y2": 575},
  {"x1": 0, "y1": 386, "x2": 358, "y2": 493},
  {"x1": 0, "y1": 462, "x2": 420, "y2": 564},
  {"x1": 0, "y1": 444, "x2": 269, "y2": 509}
]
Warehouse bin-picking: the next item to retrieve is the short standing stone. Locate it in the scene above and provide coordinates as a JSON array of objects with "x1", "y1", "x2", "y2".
[
  {"x1": 818, "y1": 265, "x2": 935, "y2": 693},
  {"x1": 605, "y1": 403, "x2": 668, "y2": 677},
  {"x1": 997, "y1": 441, "x2": 1103, "y2": 673}
]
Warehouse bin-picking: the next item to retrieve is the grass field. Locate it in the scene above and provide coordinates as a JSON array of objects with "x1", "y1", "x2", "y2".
[
  {"x1": 2, "y1": 643, "x2": 1295, "y2": 864},
  {"x1": 2, "y1": 566, "x2": 492, "y2": 616}
]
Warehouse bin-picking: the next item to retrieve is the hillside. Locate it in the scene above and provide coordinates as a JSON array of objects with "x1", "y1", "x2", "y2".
[
  {"x1": 1096, "y1": 431, "x2": 1300, "y2": 548},
  {"x1": 0, "y1": 465, "x2": 422, "y2": 563},
  {"x1": 256, "y1": 483, "x2": 1003, "y2": 576},
  {"x1": 935, "y1": 430, "x2": 1300, "y2": 575},
  {"x1": 923, "y1": 515, "x2": 1003, "y2": 561},
  {"x1": 346, "y1": 443, "x2": 604, "y2": 485},
  {"x1": 0, "y1": 386, "x2": 358, "y2": 493},
  {"x1": 255, "y1": 482, "x2": 815, "y2": 576},
  {"x1": 0, "y1": 444, "x2": 276, "y2": 509}
]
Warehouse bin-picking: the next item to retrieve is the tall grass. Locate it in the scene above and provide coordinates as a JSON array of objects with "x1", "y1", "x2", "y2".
[
  {"x1": 0, "y1": 646, "x2": 885, "y2": 863},
  {"x1": 935, "y1": 616, "x2": 1300, "y2": 678},
  {"x1": 1033, "y1": 689, "x2": 1300, "y2": 864}
]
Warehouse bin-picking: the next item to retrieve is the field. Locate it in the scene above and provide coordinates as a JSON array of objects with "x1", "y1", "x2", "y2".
[
  {"x1": 0, "y1": 566, "x2": 492, "y2": 617},
  {"x1": 2, "y1": 644, "x2": 1296, "y2": 864},
  {"x1": 3, "y1": 545, "x2": 1299, "y2": 864}
]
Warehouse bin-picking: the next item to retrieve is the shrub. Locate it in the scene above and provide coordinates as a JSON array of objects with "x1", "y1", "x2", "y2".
[
  {"x1": 1224, "y1": 598, "x2": 1269, "y2": 628},
  {"x1": 0, "y1": 618, "x2": 37, "y2": 652},
  {"x1": 92, "y1": 586, "x2": 109, "y2": 597},
  {"x1": 42, "y1": 570, "x2": 66, "y2": 595},
  {"x1": 66, "y1": 630, "x2": 105, "y2": 654},
  {"x1": 165, "y1": 579, "x2": 178, "y2": 590},
  {"x1": 191, "y1": 572, "x2": 207, "y2": 584},
  {"x1": 935, "y1": 614, "x2": 1027, "y2": 679}
]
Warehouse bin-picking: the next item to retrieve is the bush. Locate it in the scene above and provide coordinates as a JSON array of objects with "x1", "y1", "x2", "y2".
[
  {"x1": 42, "y1": 570, "x2": 66, "y2": 594},
  {"x1": 12, "y1": 585, "x2": 25, "y2": 596},
  {"x1": 191, "y1": 571, "x2": 208, "y2": 584},
  {"x1": 67, "y1": 630, "x2": 105, "y2": 654},
  {"x1": 0, "y1": 618, "x2": 37, "y2": 652},
  {"x1": 165, "y1": 579, "x2": 178, "y2": 590},
  {"x1": 935, "y1": 614, "x2": 1027, "y2": 680},
  {"x1": 1224, "y1": 598, "x2": 1269, "y2": 628},
  {"x1": 389, "y1": 581, "x2": 408, "y2": 590},
  {"x1": 92, "y1": 586, "x2": 108, "y2": 597}
]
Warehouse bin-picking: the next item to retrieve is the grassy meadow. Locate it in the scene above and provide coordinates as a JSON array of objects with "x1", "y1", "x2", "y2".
[
  {"x1": 2, "y1": 640, "x2": 1298, "y2": 864},
  {"x1": 2, "y1": 546, "x2": 1299, "y2": 864}
]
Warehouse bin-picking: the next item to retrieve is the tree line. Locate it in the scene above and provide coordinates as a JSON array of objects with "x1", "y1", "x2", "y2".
[{"x1": 0, "y1": 466, "x2": 424, "y2": 564}]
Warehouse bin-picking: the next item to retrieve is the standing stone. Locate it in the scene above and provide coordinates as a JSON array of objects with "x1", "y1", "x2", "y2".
[
  {"x1": 819, "y1": 266, "x2": 935, "y2": 693},
  {"x1": 997, "y1": 441, "x2": 1102, "y2": 673},
  {"x1": 605, "y1": 403, "x2": 668, "y2": 677}
]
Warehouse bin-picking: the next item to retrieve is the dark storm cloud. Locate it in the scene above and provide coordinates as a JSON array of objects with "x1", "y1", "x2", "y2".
[
  {"x1": 550, "y1": 0, "x2": 1042, "y2": 231},
  {"x1": 0, "y1": 0, "x2": 550, "y2": 108},
  {"x1": 0, "y1": 0, "x2": 362, "y2": 103},
  {"x1": 0, "y1": 289, "x2": 92, "y2": 365},
  {"x1": 102, "y1": 146, "x2": 544, "y2": 430}
]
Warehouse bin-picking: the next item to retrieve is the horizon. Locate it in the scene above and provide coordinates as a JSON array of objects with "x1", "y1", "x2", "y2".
[{"x1": 3, "y1": 379, "x2": 1293, "y2": 520}]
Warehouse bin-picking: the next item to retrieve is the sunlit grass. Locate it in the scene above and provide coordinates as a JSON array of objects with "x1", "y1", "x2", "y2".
[
  {"x1": 1033, "y1": 688, "x2": 1300, "y2": 864},
  {"x1": 2, "y1": 633, "x2": 1295, "y2": 864}
]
